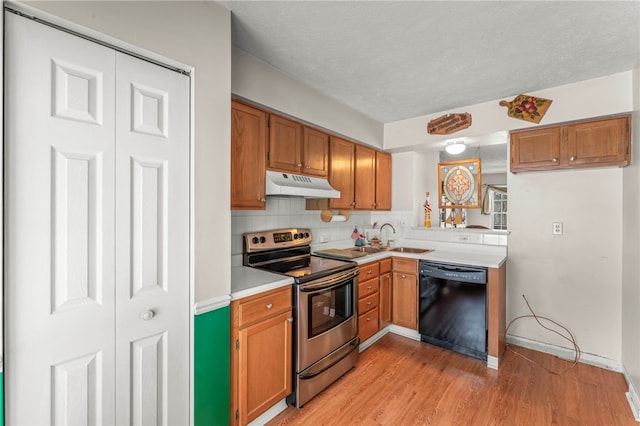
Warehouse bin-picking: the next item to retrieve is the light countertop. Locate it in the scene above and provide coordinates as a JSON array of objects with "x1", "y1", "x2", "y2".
[{"x1": 231, "y1": 266, "x2": 294, "y2": 300}]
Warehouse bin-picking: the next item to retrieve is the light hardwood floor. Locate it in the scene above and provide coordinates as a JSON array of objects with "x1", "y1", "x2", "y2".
[{"x1": 269, "y1": 333, "x2": 636, "y2": 425}]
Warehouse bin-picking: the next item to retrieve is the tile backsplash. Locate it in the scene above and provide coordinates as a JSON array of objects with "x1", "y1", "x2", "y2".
[{"x1": 231, "y1": 196, "x2": 413, "y2": 266}]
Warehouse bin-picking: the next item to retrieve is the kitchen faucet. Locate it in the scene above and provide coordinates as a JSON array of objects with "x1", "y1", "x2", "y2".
[{"x1": 379, "y1": 223, "x2": 396, "y2": 247}]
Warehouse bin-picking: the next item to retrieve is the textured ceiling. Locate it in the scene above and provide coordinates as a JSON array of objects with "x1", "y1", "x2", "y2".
[{"x1": 223, "y1": 1, "x2": 640, "y2": 124}]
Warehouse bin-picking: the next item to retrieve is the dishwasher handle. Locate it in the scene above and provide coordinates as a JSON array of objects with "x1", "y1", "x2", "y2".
[{"x1": 420, "y1": 261, "x2": 487, "y2": 284}]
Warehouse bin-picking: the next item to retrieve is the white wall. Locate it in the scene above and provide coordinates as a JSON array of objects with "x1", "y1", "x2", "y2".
[
  {"x1": 22, "y1": 0, "x2": 232, "y2": 304},
  {"x1": 385, "y1": 71, "x2": 633, "y2": 152},
  {"x1": 232, "y1": 47, "x2": 384, "y2": 148},
  {"x1": 622, "y1": 67, "x2": 640, "y2": 402},
  {"x1": 387, "y1": 72, "x2": 634, "y2": 362}
]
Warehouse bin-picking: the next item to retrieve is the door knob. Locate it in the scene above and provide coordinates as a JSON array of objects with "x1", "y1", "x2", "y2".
[{"x1": 140, "y1": 310, "x2": 155, "y2": 321}]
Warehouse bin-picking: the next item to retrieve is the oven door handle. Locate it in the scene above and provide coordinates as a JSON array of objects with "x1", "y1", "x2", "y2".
[
  {"x1": 299, "y1": 337, "x2": 360, "y2": 380},
  {"x1": 299, "y1": 269, "x2": 359, "y2": 292}
]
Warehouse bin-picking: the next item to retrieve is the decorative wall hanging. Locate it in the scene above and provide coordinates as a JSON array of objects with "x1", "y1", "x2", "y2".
[
  {"x1": 499, "y1": 94, "x2": 552, "y2": 124},
  {"x1": 427, "y1": 113, "x2": 472, "y2": 135},
  {"x1": 438, "y1": 158, "x2": 482, "y2": 209}
]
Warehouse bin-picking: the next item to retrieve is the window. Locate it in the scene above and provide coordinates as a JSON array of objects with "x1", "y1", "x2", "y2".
[{"x1": 490, "y1": 190, "x2": 508, "y2": 230}]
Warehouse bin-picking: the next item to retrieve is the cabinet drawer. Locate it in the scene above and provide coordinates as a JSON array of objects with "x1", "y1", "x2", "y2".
[
  {"x1": 379, "y1": 258, "x2": 392, "y2": 274},
  {"x1": 392, "y1": 258, "x2": 417, "y2": 274},
  {"x1": 358, "y1": 292, "x2": 378, "y2": 314},
  {"x1": 359, "y1": 278, "x2": 379, "y2": 299},
  {"x1": 359, "y1": 307, "x2": 379, "y2": 342},
  {"x1": 359, "y1": 261, "x2": 380, "y2": 280},
  {"x1": 236, "y1": 286, "x2": 292, "y2": 328}
]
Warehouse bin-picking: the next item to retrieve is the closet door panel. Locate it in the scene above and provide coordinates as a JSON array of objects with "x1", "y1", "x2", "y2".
[
  {"x1": 114, "y1": 52, "x2": 190, "y2": 425},
  {"x1": 4, "y1": 13, "x2": 116, "y2": 425}
]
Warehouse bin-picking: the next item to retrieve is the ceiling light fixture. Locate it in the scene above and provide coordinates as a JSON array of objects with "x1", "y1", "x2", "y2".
[{"x1": 445, "y1": 140, "x2": 466, "y2": 155}]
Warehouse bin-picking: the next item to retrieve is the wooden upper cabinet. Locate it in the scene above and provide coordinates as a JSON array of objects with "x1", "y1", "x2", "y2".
[
  {"x1": 268, "y1": 114, "x2": 329, "y2": 177},
  {"x1": 510, "y1": 114, "x2": 630, "y2": 173},
  {"x1": 569, "y1": 116, "x2": 630, "y2": 167},
  {"x1": 268, "y1": 114, "x2": 302, "y2": 173},
  {"x1": 302, "y1": 126, "x2": 329, "y2": 177},
  {"x1": 354, "y1": 144, "x2": 377, "y2": 210},
  {"x1": 231, "y1": 100, "x2": 267, "y2": 210},
  {"x1": 510, "y1": 127, "x2": 562, "y2": 172},
  {"x1": 329, "y1": 136, "x2": 356, "y2": 209},
  {"x1": 375, "y1": 151, "x2": 392, "y2": 210}
]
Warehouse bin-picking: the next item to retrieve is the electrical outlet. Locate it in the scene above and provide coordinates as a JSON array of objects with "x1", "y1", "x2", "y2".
[
  {"x1": 319, "y1": 234, "x2": 329, "y2": 243},
  {"x1": 553, "y1": 222, "x2": 563, "y2": 235}
]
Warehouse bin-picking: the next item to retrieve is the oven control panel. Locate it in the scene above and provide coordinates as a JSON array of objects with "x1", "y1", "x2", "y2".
[{"x1": 244, "y1": 228, "x2": 312, "y2": 252}]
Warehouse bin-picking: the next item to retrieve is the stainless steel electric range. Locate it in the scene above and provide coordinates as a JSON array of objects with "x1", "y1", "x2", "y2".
[{"x1": 243, "y1": 228, "x2": 359, "y2": 408}]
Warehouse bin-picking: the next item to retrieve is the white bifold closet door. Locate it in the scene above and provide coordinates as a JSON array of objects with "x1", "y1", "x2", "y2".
[{"x1": 4, "y1": 12, "x2": 190, "y2": 425}]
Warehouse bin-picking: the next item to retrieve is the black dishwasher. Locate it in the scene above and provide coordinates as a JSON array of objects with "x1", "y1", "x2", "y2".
[{"x1": 419, "y1": 261, "x2": 487, "y2": 361}]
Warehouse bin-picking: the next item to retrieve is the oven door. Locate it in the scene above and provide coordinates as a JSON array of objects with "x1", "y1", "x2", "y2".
[{"x1": 296, "y1": 268, "x2": 359, "y2": 371}]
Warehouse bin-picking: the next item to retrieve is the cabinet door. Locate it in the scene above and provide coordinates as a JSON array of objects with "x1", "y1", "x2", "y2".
[
  {"x1": 359, "y1": 307, "x2": 379, "y2": 343},
  {"x1": 269, "y1": 114, "x2": 302, "y2": 173},
  {"x1": 510, "y1": 127, "x2": 562, "y2": 173},
  {"x1": 379, "y1": 272, "x2": 392, "y2": 328},
  {"x1": 329, "y1": 136, "x2": 356, "y2": 209},
  {"x1": 568, "y1": 116, "x2": 630, "y2": 168},
  {"x1": 231, "y1": 101, "x2": 267, "y2": 209},
  {"x1": 355, "y1": 144, "x2": 377, "y2": 210},
  {"x1": 303, "y1": 126, "x2": 329, "y2": 177},
  {"x1": 375, "y1": 151, "x2": 392, "y2": 210},
  {"x1": 392, "y1": 272, "x2": 417, "y2": 330},
  {"x1": 238, "y1": 310, "x2": 292, "y2": 425}
]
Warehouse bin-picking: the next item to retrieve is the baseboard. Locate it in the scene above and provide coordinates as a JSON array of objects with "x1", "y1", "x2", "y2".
[
  {"x1": 622, "y1": 367, "x2": 640, "y2": 422},
  {"x1": 360, "y1": 327, "x2": 390, "y2": 352},
  {"x1": 388, "y1": 324, "x2": 421, "y2": 341},
  {"x1": 506, "y1": 333, "x2": 622, "y2": 372},
  {"x1": 193, "y1": 295, "x2": 231, "y2": 315},
  {"x1": 247, "y1": 399, "x2": 288, "y2": 426},
  {"x1": 487, "y1": 355, "x2": 499, "y2": 370}
]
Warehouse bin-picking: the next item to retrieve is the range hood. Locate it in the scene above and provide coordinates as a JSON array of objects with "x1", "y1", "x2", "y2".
[{"x1": 265, "y1": 170, "x2": 340, "y2": 199}]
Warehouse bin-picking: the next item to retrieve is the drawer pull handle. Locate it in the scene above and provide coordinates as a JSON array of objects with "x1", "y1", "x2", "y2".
[
  {"x1": 367, "y1": 302, "x2": 372, "y2": 306},
  {"x1": 367, "y1": 286, "x2": 372, "y2": 290},
  {"x1": 266, "y1": 303, "x2": 273, "y2": 310},
  {"x1": 368, "y1": 270, "x2": 373, "y2": 274},
  {"x1": 366, "y1": 317, "x2": 371, "y2": 321}
]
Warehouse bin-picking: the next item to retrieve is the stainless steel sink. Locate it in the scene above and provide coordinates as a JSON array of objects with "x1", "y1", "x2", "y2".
[
  {"x1": 349, "y1": 246, "x2": 382, "y2": 253},
  {"x1": 389, "y1": 247, "x2": 433, "y2": 254}
]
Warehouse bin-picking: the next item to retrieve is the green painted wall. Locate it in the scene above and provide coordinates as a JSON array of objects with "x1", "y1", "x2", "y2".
[
  {"x1": 195, "y1": 306, "x2": 230, "y2": 426},
  {"x1": 1, "y1": 372, "x2": 3, "y2": 426}
]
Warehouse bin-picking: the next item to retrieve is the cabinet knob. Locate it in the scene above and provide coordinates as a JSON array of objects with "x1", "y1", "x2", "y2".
[
  {"x1": 367, "y1": 301, "x2": 372, "y2": 306},
  {"x1": 570, "y1": 156, "x2": 576, "y2": 161},
  {"x1": 266, "y1": 303, "x2": 273, "y2": 310},
  {"x1": 305, "y1": 165, "x2": 310, "y2": 169},
  {"x1": 551, "y1": 157, "x2": 558, "y2": 163},
  {"x1": 401, "y1": 274, "x2": 406, "y2": 279},
  {"x1": 296, "y1": 163, "x2": 302, "y2": 167},
  {"x1": 367, "y1": 270, "x2": 373, "y2": 275},
  {"x1": 140, "y1": 310, "x2": 155, "y2": 321},
  {"x1": 367, "y1": 285, "x2": 372, "y2": 290},
  {"x1": 287, "y1": 317, "x2": 293, "y2": 323},
  {"x1": 366, "y1": 317, "x2": 371, "y2": 321},
  {"x1": 258, "y1": 196, "x2": 266, "y2": 203}
]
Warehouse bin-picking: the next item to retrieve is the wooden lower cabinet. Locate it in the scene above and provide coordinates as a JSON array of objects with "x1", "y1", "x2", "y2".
[
  {"x1": 391, "y1": 258, "x2": 418, "y2": 330},
  {"x1": 231, "y1": 286, "x2": 293, "y2": 425},
  {"x1": 358, "y1": 261, "x2": 380, "y2": 342},
  {"x1": 378, "y1": 258, "x2": 392, "y2": 328}
]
